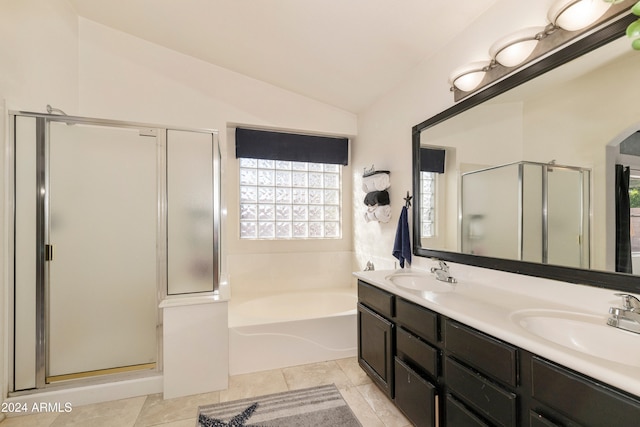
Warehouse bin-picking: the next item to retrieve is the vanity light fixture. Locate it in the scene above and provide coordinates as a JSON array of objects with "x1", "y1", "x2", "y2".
[
  {"x1": 548, "y1": 0, "x2": 611, "y2": 31},
  {"x1": 489, "y1": 26, "x2": 549, "y2": 67},
  {"x1": 449, "y1": 0, "x2": 633, "y2": 100},
  {"x1": 448, "y1": 61, "x2": 491, "y2": 92}
]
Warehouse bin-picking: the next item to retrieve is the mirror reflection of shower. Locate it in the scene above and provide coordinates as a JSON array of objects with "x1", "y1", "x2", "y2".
[{"x1": 461, "y1": 161, "x2": 590, "y2": 269}]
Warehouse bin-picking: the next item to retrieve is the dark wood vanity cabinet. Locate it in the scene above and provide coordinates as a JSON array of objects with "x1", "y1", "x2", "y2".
[
  {"x1": 357, "y1": 280, "x2": 440, "y2": 426},
  {"x1": 357, "y1": 302, "x2": 394, "y2": 397},
  {"x1": 357, "y1": 279, "x2": 640, "y2": 427},
  {"x1": 357, "y1": 280, "x2": 395, "y2": 397}
]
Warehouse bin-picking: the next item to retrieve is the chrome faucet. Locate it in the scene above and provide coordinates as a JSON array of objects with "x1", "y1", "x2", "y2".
[
  {"x1": 431, "y1": 260, "x2": 457, "y2": 283},
  {"x1": 607, "y1": 293, "x2": 640, "y2": 334}
]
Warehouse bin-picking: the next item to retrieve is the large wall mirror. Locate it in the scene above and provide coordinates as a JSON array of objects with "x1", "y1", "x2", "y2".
[{"x1": 412, "y1": 11, "x2": 640, "y2": 293}]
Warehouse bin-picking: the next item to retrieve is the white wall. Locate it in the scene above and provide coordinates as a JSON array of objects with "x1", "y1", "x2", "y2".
[{"x1": 0, "y1": 0, "x2": 79, "y2": 112}]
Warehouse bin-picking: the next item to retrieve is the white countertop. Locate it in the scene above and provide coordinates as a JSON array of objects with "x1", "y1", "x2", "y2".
[{"x1": 354, "y1": 266, "x2": 640, "y2": 397}]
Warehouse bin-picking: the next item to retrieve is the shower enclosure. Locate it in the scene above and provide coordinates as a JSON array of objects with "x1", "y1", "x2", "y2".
[
  {"x1": 8, "y1": 111, "x2": 220, "y2": 392},
  {"x1": 461, "y1": 161, "x2": 590, "y2": 268}
]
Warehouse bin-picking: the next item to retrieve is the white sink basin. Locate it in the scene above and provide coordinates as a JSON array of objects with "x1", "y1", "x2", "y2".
[
  {"x1": 510, "y1": 309, "x2": 640, "y2": 366},
  {"x1": 385, "y1": 271, "x2": 455, "y2": 293}
]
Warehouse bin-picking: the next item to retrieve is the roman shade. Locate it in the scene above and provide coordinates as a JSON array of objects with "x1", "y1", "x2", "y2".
[
  {"x1": 235, "y1": 128, "x2": 349, "y2": 165},
  {"x1": 420, "y1": 148, "x2": 445, "y2": 174}
]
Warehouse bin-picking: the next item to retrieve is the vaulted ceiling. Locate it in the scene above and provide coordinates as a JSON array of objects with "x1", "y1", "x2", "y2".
[{"x1": 68, "y1": 0, "x2": 499, "y2": 113}]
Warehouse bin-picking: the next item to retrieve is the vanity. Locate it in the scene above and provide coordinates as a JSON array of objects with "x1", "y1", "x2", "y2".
[
  {"x1": 354, "y1": 268, "x2": 640, "y2": 427},
  {"x1": 374, "y1": 4, "x2": 640, "y2": 425}
]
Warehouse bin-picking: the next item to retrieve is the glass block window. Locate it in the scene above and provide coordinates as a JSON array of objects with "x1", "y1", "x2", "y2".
[
  {"x1": 421, "y1": 171, "x2": 436, "y2": 238},
  {"x1": 239, "y1": 158, "x2": 342, "y2": 239}
]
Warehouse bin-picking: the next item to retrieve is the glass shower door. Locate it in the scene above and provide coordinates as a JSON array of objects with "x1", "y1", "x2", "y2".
[
  {"x1": 546, "y1": 167, "x2": 590, "y2": 269},
  {"x1": 47, "y1": 122, "x2": 158, "y2": 381}
]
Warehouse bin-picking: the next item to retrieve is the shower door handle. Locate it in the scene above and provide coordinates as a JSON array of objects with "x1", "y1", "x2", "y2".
[{"x1": 45, "y1": 244, "x2": 54, "y2": 262}]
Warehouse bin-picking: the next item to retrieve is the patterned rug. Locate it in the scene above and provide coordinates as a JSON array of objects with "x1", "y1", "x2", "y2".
[{"x1": 197, "y1": 384, "x2": 362, "y2": 427}]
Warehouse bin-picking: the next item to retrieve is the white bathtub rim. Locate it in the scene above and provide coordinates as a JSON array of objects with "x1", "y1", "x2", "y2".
[{"x1": 228, "y1": 287, "x2": 357, "y2": 328}]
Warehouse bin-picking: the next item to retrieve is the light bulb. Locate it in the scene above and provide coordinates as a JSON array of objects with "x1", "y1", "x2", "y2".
[
  {"x1": 449, "y1": 61, "x2": 490, "y2": 92},
  {"x1": 548, "y1": 0, "x2": 611, "y2": 32},
  {"x1": 490, "y1": 27, "x2": 546, "y2": 68}
]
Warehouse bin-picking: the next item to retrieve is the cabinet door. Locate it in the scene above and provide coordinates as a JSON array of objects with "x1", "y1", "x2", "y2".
[
  {"x1": 395, "y1": 358, "x2": 438, "y2": 427},
  {"x1": 358, "y1": 303, "x2": 394, "y2": 397}
]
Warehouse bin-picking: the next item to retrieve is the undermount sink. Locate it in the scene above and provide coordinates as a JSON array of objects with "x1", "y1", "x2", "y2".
[
  {"x1": 385, "y1": 271, "x2": 455, "y2": 293},
  {"x1": 510, "y1": 309, "x2": 640, "y2": 366}
]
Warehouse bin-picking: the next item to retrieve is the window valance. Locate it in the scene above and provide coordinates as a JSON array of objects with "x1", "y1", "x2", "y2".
[
  {"x1": 420, "y1": 148, "x2": 445, "y2": 173},
  {"x1": 236, "y1": 128, "x2": 349, "y2": 165}
]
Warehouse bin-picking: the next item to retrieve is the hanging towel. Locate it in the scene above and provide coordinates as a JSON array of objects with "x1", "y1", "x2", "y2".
[
  {"x1": 362, "y1": 172, "x2": 390, "y2": 193},
  {"x1": 364, "y1": 190, "x2": 390, "y2": 206},
  {"x1": 392, "y1": 206, "x2": 411, "y2": 268}
]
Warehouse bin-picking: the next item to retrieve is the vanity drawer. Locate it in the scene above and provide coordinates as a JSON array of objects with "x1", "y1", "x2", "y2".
[
  {"x1": 445, "y1": 358, "x2": 517, "y2": 427},
  {"x1": 446, "y1": 394, "x2": 490, "y2": 427},
  {"x1": 394, "y1": 358, "x2": 438, "y2": 427},
  {"x1": 529, "y1": 411, "x2": 561, "y2": 427},
  {"x1": 358, "y1": 280, "x2": 394, "y2": 318},
  {"x1": 396, "y1": 327, "x2": 438, "y2": 378},
  {"x1": 531, "y1": 357, "x2": 640, "y2": 427},
  {"x1": 445, "y1": 320, "x2": 518, "y2": 387},
  {"x1": 395, "y1": 297, "x2": 438, "y2": 342}
]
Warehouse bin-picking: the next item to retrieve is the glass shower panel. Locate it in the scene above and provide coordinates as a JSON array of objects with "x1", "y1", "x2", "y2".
[
  {"x1": 547, "y1": 167, "x2": 588, "y2": 268},
  {"x1": 461, "y1": 164, "x2": 520, "y2": 259},
  {"x1": 167, "y1": 130, "x2": 215, "y2": 295},
  {"x1": 14, "y1": 116, "x2": 38, "y2": 390},
  {"x1": 48, "y1": 122, "x2": 158, "y2": 379}
]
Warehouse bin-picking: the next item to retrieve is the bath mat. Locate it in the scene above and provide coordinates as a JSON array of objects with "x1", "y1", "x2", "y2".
[{"x1": 197, "y1": 383, "x2": 362, "y2": 426}]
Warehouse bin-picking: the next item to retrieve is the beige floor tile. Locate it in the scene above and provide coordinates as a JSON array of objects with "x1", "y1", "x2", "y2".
[
  {"x1": 0, "y1": 412, "x2": 59, "y2": 427},
  {"x1": 0, "y1": 357, "x2": 408, "y2": 427},
  {"x1": 282, "y1": 360, "x2": 352, "y2": 390},
  {"x1": 134, "y1": 392, "x2": 218, "y2": 426},
  {"x1": 51, "y1": 396, "x2": 146, "y2": 427},
  {"x1": 357, "y1": 383, "x2": 410, "y2": 427},
  {"x1": 338, "y1": 385, "x2": 385, "y2": 427},
  {"x1": 219, "y1": 369, "x2": 288, "y2": 402},
  {"x1": 336, "y1": 357, "x2": 372, "y2": 387}
]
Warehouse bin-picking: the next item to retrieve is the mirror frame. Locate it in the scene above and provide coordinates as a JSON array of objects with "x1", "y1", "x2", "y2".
[{"x1": 412, "y1": 12, "x2": 639, "y2": 293}]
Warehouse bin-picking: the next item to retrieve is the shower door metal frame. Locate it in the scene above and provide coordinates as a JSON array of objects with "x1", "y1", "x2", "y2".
[{"x1": 9, "y1": 110, "x2": 220, "y2": 393}]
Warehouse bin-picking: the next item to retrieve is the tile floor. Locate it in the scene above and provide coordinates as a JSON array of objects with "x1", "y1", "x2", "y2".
[{"x1": 1, "y1": 358, "x2": 411, "y2": 427}]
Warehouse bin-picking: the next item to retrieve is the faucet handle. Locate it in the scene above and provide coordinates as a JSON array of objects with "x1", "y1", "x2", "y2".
[
  {"x1": 430, "y1": 260, "x2": 448, "y2": 273},
  {"x1": 614, "y1": 293, "x2": 640, "y2": 310}
]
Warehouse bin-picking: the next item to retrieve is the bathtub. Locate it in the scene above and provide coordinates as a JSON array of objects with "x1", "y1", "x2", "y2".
[{"x1": 228, "y1": 288, "x2": 358, "y2": 375}]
